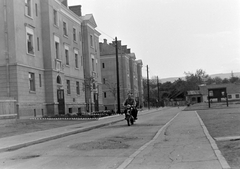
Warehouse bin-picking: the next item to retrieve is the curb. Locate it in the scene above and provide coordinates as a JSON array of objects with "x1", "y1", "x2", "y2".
[
  {"x1": 30, "y1": 117, "x2": 99, "y2": 121},
  {"x1": 0, "y1": 109, "x2": 159, "y2": 153},
  {"x1": 195, "y1": 111, "x2": 231, "y2": 169},
  {"x1": 0, "y1": 118, "x2": 124, "y2": 153}
]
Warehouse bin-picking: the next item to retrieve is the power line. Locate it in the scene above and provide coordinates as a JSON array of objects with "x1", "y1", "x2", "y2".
[{"x1": 96, "y1": 28, "x2": 115, "y2": 41}]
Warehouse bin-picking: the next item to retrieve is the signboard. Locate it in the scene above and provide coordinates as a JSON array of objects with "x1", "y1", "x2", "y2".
[{"x1": 208, "y1": 87, "x2": 228, "y2": 107}]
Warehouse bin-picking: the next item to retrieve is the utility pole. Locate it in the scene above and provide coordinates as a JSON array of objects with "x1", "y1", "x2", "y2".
[
  {"x1": 147, "y1": 65, "x2": 150, "y2": 110},
  {"x1": 115, "y1": 37, "x2": 121, "y2": 114},
  {"x1": 157, "y1": 76, "x2": 160, "y2": 107}
]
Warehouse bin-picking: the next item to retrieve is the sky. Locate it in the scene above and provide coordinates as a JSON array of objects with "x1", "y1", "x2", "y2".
[{"x1": 68, "y1": 0, "x2": 240, "y2": 79}]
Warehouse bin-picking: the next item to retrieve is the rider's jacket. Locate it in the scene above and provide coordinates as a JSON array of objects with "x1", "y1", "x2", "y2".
[{"x1": 123, "y1": 98, "x2": 136, "y2": 107}]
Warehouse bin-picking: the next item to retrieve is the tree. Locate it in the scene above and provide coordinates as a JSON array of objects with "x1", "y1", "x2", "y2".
[
  {"x1": 205, "y1": 77, "x2": 215, "y2": 85},
  {"x1": 229, "y1": 76, "x2": 240, "y2": 83},
  {"x1": 103, "y1": 81, "x2": 118, "y2": 112},
  {"x1": 222, "y1": 78, "x2": 230, "y2": 84},
  {"x1": 142, "y1": 77, "x2": 161, "y2": 107},
  {"x1": 184, "y1": 69, "x2": 209, "y2": 90},
  {"x1": 214, "y1": 76, "x2": 223, "y2": 84},
  {"x1": 82, "y1": 76, "x2": 97, "y2": 112}
]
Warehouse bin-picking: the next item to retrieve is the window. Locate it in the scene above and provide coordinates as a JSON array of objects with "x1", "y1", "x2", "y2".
[
  {"x1": 35, "y1": 3, "x2": 38, "y2": 16},
  {"x1": 92, "y1": 58, "x2": 95, "y2": 71},
  {"x1": 64, "y1": 46, "x2": 69, "y2": 65},
  {"x1": 75, "y1": 52, "x2": 78, "y2": 68},
  {"x1": 63, "y1": 21, "x2": 68, "y2": 36},
  {"x1": 208, "y1": 91, "x2": 213, "y2": 97},
  {"x1": 96, "y1": 60, "x2": 98, "y2": 75},
  {"x1": 73, "y1": 28, "x2": 76, "y2": 41},
  {"x1": 65, "y1": 49, "x2": 69, "y2": 65},
  {"x1": 57, "y1": 75, "x2": 61, "y2": 84},
  {"x1": 26, "y1": 27, "x2": 34, "y2": 54},
  {"x1": 53, "y1": 9, "x2": 58, "y2": 26},
  {"x1": 54, "y1": 36, "x2": 60, "y2": 59},
  {"x1": 103, "y1": 78, "x2": 106, "y2": 84},
  {"x1": 37, "y1": 37, "x2": 39, "y2": 51},
  {"x1": 29, "y1": 72, "x2": 35, "y2": 91},
  {"x1": 104, "y1": 92, "x2": 107, "y2": 98},
  {"x1": 95, "y1": 39, "x2": 98, "y2": 52},
  {"x1": 55, "y1": 42, "x2": 59, "y2": 59},
  {"x1": 67, "y1": 80, "x2": 71, "y2": 94},
  {"x1": 39, "y1": 74, "x2": 42, "y2": 87},
  {"x1": 90, "y1": 35, "x2": 94, "y2": 47},
  {"x1": 102, "y1": 63, "x2": 105, "y2": 68},
  {"x1": 81, "y1": 56, "x2": 83, "y2": 66},
  {"x1": 236, "y1": 94, "x2": 239, "y2": 98},
  {"x1": 76, "y1": 81, "x2": 80, "y2": 95},
  {"x1": 228, "y1": 95, "x2": 232, "y2": 99},
  {"x1": 25, "y1": 0, "x2": 32, "y2": 17}
]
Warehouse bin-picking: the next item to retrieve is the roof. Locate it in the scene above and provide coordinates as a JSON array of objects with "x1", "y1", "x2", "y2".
[
  {"x1": 199, "y1": 83, "x2": 240, "y2": 95},
  {"x1": 82, "y1": 14, "x2": 97, "y2": 28},
  {"x1": 186, "y1": 90, "x2": 202, "y2": 96}
]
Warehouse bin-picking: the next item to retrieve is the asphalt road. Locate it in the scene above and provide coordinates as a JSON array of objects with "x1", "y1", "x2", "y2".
[{"x1": 0, "y1": 108, "x2": 182, "y2": 169}]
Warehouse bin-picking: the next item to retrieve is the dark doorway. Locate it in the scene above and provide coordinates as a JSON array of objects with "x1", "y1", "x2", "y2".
[
  {"x1": 57, "y1": 89, "x2": 65, "y2": 114},
  {"x1": 197, "y1": 97, "x2": 201, "y2": 103}
]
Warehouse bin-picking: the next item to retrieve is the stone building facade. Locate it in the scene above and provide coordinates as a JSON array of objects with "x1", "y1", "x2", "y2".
[
  {"x1": 0, "y1": 0, "x2": 102, "y2": 118},
  {"x1": 99, "y1": 39, "x2": 143, "y2": 111}
]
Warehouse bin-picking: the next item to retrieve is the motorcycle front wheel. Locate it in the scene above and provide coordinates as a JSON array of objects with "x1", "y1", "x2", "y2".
[
  {"x1": 130, "y1": 117, "x2": 134, "y2": 125},
  {"x1": 127, "y1": 118, "x2": 131, "y2": 126}
]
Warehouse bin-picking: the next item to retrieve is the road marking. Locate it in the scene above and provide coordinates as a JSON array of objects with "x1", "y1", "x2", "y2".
[{"x1": 116, "y1": 112, "x2": 180, "y2": 169}]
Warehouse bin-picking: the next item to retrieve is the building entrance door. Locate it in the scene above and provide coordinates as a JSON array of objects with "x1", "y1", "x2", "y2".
[{"x1": 57, "y1": 89, "x2": 65, "y2": 115}]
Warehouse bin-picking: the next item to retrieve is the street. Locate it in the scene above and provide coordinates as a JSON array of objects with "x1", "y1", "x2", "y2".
[
  {"x1": 0, "y1": 108, "x2": 179, "y2": 169},
  {"x1": 0, "y1": 107, "x2": 225, "y2": 169}
]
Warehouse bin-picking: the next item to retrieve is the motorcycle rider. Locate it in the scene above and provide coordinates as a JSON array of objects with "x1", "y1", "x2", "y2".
[{"x1": 123, "y1": 93, "x2": 137, "y2": 120}]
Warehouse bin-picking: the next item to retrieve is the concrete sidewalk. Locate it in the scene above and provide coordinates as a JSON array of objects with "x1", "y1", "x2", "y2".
[
  {"x1": 0, "y1": 108, "x2": 160, "y2": 153},
  {"x1": 118, "y1": 111, "x2": 231, "y2": 169}
]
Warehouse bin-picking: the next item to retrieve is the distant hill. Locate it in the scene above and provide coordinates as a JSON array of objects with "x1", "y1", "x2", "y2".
[
  {"x1": 159, "y1": 72, "x2": 240, "y2": 83},
  {"x1": 209, "y1": 72, "x2": 240, "y2": 79}
]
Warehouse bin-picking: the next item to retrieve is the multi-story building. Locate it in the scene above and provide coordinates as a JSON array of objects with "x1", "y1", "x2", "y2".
[
  {"x1": 136, "y1": 60, "x2": 144, "y2": 108},
  {"x1": 0, "y1": 0, "x2": 102, "y2": 118},
  {"x1": 99, "y1": 39, "x2": 143, "y2": 111},
  {"x1": 70, "y1": 6, "x2": 103, "y2": 112}
]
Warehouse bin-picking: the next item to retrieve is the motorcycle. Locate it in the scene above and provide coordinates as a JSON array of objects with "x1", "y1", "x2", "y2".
[{"x1": 125, "y1": 105, "x2": 135, "y2": 126}]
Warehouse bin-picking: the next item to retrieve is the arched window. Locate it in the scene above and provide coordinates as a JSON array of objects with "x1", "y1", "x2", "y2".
[{"x1": 57, "y1": 75, "x2": 61, "y2": 84}]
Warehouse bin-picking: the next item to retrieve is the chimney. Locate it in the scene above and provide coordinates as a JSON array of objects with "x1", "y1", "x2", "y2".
[{"x1": 69, "y1": 5, "x2": 82, "y2": 16}]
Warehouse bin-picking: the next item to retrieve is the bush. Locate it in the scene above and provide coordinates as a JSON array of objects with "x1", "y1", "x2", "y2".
[{"x1": 42, "y1": 110, "x2": 117, "y2": 119}]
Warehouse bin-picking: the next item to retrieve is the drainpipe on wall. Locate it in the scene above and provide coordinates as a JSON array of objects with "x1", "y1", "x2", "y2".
[{"x1": 3, "y1": 0, "x2": 10, "y2": 97}]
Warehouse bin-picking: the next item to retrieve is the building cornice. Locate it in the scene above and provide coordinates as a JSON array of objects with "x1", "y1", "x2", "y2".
[
  {"x1": 86, "y1": 23, "x2": 95, "y2": 30},
  {"x1": 9, "y1": 63, "x2": 45, "y2": 71},
  {"x1": 60, "y1": 9, "x2": 82, "y2": 24}
]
